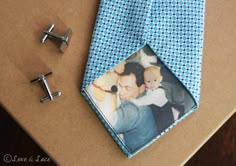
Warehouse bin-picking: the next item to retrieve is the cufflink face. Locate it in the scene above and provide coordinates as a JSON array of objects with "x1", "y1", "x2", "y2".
[
  {"x1": 84, "y1": 45, "x2": 195, "y2": 154},
  {"x1": 41, "y1": 24, "x2": 72, "y2": 53}
]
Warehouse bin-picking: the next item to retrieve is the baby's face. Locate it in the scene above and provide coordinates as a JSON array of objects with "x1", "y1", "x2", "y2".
[{"x1": 144, "y1": 71, "x2": 161, "y2": 90}]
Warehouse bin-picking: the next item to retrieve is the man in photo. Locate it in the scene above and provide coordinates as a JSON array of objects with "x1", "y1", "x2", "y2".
[
  {"x1": 109, "y1": 62, "x2": 175, "y2": 152},
  {"x1": 109, "y1": 62, "x2": 157, "y2": 152}
]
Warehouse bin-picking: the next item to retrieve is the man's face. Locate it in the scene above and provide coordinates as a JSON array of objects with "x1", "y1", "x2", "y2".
[{"x1": 118, "y1": 73, "x2": 142, "y2": 101}]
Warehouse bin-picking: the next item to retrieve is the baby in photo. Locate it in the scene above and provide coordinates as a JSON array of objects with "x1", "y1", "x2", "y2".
[{"x1": 132, "y1": 66, "x2": 168, "y2": 107}]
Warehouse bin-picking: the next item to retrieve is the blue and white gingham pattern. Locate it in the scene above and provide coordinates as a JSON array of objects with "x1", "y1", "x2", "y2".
[
  {"x1": 148, "y1": 0, "x2": 205, "y2": 103},
  {"x1": 82, "y1": 0, "x2": 205, "y2": 104},
  {"x1": 81, "y1": 0, "x2": 205, "y2": 157}
]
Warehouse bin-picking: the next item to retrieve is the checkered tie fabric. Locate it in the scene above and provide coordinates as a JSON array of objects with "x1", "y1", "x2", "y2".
[{"x1": 82, "y1": 0, "x2": 205, "y2": 157}]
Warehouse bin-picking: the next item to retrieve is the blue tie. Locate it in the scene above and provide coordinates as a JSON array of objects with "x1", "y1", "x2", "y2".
[{"x1": 82, "y1": 0, "x2": 205, "y2": 157}]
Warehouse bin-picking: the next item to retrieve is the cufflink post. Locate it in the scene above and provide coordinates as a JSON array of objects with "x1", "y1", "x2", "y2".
[
  {"x1": 31, "y1": 72, "x2": 61, "y2": 103},
  {"x1": 41, "y1": 24, "x2": 72, "y2": 52}
]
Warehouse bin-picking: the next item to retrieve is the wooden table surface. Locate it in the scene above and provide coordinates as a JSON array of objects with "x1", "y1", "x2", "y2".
[{"x1": 0, "y1": 106, "x2": 235, "y2": 165}]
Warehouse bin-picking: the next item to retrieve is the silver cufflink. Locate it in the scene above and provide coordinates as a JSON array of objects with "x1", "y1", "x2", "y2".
[
  {"x1": 31, "y1": 72, "x2": 62, "y2": 103},
  {"x1": 41, "y1": 24, "x2": 72, "y2": 53}
]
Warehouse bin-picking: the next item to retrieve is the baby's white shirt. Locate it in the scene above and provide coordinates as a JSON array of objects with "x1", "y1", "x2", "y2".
[{"x1": 132, "y1": 87, "x2": 168, "y2": 107}]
